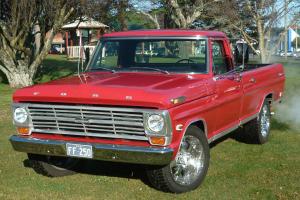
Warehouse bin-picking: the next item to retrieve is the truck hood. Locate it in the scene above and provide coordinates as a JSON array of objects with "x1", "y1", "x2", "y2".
[{"x1": 13, "y1": 72, "x2": 210, "y2": 109}]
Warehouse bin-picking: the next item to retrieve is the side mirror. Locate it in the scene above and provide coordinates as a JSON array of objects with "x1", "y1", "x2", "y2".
[{"x1": 234, "y1": 43, "x2": 249, "y2": 65}]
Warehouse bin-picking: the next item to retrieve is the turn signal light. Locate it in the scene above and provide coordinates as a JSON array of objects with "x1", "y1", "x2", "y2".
[
  {"x1": 17, "y1": 127, "x2": 30, "y2": 135},
  {"x1": 149, "y1": 136, "x2": 166, "y2": 146}
]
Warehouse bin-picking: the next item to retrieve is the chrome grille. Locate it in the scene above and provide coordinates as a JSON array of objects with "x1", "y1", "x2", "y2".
[{"x1": 27, "y1": 104, "x2": 147, "y2": 141}]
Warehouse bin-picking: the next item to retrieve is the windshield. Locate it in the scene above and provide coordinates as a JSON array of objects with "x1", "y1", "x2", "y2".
[{"x1": 89, "y1": 38, "x2": 208, "y2": 74}]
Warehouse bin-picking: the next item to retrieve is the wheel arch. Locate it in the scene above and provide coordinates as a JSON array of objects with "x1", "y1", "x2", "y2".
[
  {"x1": 173, "y1": 118, "x2": 208, "y2": 157},
  {"x1": 258, "y1": 92, "x2": 274, "y2": 113},
  {"x1": 183, "y1": 119, "x2": 208, "y2": 138}
]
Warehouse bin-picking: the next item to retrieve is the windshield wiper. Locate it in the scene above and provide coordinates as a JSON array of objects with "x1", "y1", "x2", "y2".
[
  {"x1": 90, "y1": 67, "x2": 116, "y2": 73},
  {"x1": 127, "y1": 67, "x2": 169, "y2": 74}
]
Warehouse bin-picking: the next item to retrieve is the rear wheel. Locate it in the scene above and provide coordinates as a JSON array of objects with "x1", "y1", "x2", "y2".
[
  {"x1": 240, "y1": 100, "x2": 271, "y2": 144},
  {"x1": 146, "y1": 126, "x2": 210, "y2": 193},
  {"x1": 28, "y1": 154, "x2": 80, "y2": 177}
]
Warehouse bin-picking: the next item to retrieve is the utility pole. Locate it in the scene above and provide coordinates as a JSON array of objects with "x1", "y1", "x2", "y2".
[{"x1": 284, "y1": 0, "x2": 288, "y2": 60}]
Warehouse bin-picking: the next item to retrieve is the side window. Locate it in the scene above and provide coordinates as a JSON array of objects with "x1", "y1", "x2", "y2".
[{"x1": 212, "y1": 41, "x2": 230, "y2": 75}]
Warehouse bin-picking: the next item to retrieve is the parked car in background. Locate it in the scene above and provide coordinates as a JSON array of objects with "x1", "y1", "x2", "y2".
[
  {"x1": 49, "y1": 44, "x2": 64, "y2": 54},
  {"x1": 279, "y1": 51, "x2": 297, "y2": 57}
]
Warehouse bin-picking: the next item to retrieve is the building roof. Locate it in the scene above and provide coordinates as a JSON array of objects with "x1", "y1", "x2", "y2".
[
  {"x1": 62, "y1": 17, "x2": 108, "y2": 29},
  {"x1": 45, "y1": 32, "x2": 64, "y2": 44},
  {"x1": 103, "y1": 29, "x2": 227, "y2": 38}
]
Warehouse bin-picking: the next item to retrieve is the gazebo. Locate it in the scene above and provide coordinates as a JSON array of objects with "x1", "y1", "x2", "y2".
[{"x1": 62, "y1": 17, "x2": 109, "y2": 58}]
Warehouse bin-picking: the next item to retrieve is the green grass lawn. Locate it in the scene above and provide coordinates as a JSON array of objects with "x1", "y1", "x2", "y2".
[
  {"x1": 34, "y1": 54, "x2": 79, "y2": 83},
  {"x1": 0, "y1": 55, "x2": 299, "y2": 199}
]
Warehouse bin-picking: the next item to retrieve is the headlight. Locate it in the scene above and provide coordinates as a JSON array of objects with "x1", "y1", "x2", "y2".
[
  {"x1": 14, "y1": 107, "x2": 28, "y2": 124},
  {"x1": 147, "y1": 114, "x2": 164, "y2": 132}
]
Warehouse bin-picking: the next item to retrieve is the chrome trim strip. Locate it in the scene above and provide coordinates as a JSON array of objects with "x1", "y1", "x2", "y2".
[
  {"x1": 10, "y1": 135, "x2": 174, "y2": 165},
  {"x1": 208, "y1": 113, "x2": 259, "y2": 144},
  {"x1": 240, "y1": 113, "x2": 259, "y2": 125},
  {"x1": 208, "y1": 124, "x2": 239, "y2": 143}
]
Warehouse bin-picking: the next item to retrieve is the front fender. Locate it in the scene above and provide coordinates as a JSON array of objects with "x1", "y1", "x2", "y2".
[{"x1": 168, "y1": 95, "x2": 215, "y2": 159}]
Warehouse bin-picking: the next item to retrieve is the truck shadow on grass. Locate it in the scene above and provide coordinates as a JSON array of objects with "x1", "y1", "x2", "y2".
[
  {"x1": 23, "y1": 158, "x2": 153, "y2": 187},
  {"x1": 78, "y1": 159, "x2": 150, "y2": 182}
]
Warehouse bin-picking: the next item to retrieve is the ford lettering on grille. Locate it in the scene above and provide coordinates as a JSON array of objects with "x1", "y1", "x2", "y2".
[{"x1": 74, "y1": 117, "x2": 91, "y2": 124}]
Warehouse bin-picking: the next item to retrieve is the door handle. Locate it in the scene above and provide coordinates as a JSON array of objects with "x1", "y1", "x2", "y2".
[{"x1": 249, "y1": 78, "x2": 256, "y2": 83}]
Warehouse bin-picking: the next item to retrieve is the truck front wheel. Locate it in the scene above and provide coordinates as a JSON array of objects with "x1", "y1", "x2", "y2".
[
  {"x1": 146, "y1": 126, "x2": 210, "y2": 193},
  {"x1": 28, "y1": 154, "x2": 80, "y2": 177}
]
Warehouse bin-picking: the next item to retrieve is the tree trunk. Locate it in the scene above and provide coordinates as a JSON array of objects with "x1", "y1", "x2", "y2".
[
  {"x1": 260, "y1": 50, "x2": 269, "y2": 63},
  {"x1": 6, "y1": 68, "x2": 33, "y2": 88},
  {"x1": 257, "y1": 18, "x2": 269, "y2": 63},
  {"x1": 117, "y1": 0, "x2": 128, "y2": 31},
  {"x1": 34, "y1": 23, "x2": 41, "y2": 56},
  {"x1": 139, "y1": 11, "x2": 160, "y2": 29}
]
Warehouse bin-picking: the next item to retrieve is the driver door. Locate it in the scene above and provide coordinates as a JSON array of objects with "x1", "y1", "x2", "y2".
[{"x1": 212, "y1": 40, "x2": 243, "y2": 134}]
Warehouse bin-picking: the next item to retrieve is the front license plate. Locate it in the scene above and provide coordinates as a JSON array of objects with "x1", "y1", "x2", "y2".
[{"x1": 66, "y1": 143, "x2": 93, "y2": 158}]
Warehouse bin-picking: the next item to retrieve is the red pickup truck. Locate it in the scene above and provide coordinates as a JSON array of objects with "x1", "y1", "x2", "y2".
[{"x1": 10, "y1": 30, "x2": 285, "y2": 193}]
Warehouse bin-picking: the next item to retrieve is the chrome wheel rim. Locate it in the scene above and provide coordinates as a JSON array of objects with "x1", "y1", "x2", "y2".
[
  {"x1": 170, "y1": 135, "x2": 205, "y2": 186},
  {"x1": 260, "y1": 105, "x2": 270, "y2": 137}
]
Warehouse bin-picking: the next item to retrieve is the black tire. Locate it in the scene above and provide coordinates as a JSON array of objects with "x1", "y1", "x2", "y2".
[
  {"x1": 146, "y1": 126, "x2": 210, "y2": 193},
  {"x1": 28, "y1": 154, "x2": 80, "y2": 177},
  {"x1": 239, "y1": 100, "x2": 271, "y2": 144}
]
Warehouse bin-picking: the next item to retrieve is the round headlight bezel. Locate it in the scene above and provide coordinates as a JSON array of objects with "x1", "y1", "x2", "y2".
[
  {"x1": 13, "y1": 107, "x2": 28, "y2": 124},
  {"x1": 147, "y1": 114, "x2": 165, "y2": 133}
]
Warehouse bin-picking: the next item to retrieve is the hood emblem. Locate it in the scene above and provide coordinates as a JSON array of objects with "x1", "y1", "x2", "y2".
[{"x1": 60, "y1": 92, "x2": 67, "y2": 96}]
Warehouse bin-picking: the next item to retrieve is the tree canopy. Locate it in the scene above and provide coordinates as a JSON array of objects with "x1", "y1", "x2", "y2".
[{"x1": 1, "y1": 0, "x2": 300, "y2": 87}]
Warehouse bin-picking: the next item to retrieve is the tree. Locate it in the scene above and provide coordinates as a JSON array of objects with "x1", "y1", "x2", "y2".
[
  {"x1": 115, "y1": 0, "x2": 129, "y2": 31},
  {"x1": 166, "y1": 0, "x2": 219, "y2": 28},
  {"x1": 136, "y1": 10, "x2": 161, "y2": 29},
  {"x1": 0, "y1": 0, "x2": 76, "y2": 88},
  {"x1": 131, "y1": 0, "x2": 164, "y2": 29},
  {"x1": 215, "y1": 0, "x2": 300, "y2": 63},
  {"x1": 83, "y1": 0, "x2": 131, "y2": 31}
]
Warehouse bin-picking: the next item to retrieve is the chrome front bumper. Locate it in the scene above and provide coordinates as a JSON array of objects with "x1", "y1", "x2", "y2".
[{"x1": 9, "y1": 135, "x2": 174, "y2": 165}]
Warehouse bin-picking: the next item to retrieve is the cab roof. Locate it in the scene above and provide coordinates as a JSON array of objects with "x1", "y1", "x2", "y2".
[{"x1": 103, "y1": 29, "x2": 227, "y2": 38}]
